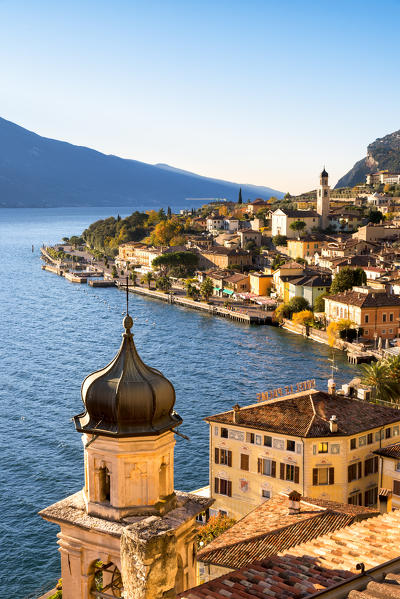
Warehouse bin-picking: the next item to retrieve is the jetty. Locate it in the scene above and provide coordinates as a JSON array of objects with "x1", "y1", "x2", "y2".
[{"x1": 116, "y1": 282, "x2": 273, "y2": 324}]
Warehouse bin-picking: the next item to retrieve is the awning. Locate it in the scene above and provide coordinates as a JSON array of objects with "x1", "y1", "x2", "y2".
[{"x1": 223, "y1": 288, "x2": 234, "y2": 295}]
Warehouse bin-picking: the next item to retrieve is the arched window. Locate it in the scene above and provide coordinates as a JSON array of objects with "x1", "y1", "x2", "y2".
[
  {"x1": 89, "y1": 560, "x2": 123, "y2": 598},
  {"x1": 159, "y1": 462, "x2": 168, "y2": 497},
  {"x1": 99, "y1": 466, "x2": 110, "y2": 502}
]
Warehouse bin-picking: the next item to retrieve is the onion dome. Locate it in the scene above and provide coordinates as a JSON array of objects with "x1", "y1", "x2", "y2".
[
  {"x1": 321, "y1": 167, "x2": 328, "y2": 178},
  {"x1": 74, "y1": 315, "x2": 182, "y2": 437}
]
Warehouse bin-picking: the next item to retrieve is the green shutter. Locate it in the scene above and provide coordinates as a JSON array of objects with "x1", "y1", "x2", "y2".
[
  {"x1": 294, "y1": 466, "x2": 300, "y2": 484},
  {"x1": 313, "y1": 468, "x2": 318, "y2": 486},
  {"x1": 329, "y1": 467, "x2": 334, "y2": 485},
  {"x1": 280, "y1": 463, "x2": 285, "y2": 480},
  {"x1": 215, "y1": 448, "x2": 219, "y2": 464},
  {"x1": 271, "y1": 461, "x2": 276, "y2": 478}
]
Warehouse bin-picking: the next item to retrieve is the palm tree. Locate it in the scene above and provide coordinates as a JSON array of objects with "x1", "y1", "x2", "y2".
[
  {"x1": 360, "y1": 361, "x2": 399, "y2": 403},
  {"x1": 130, "y1": 272, "x2": 137, "y2": 286},
  {"x1": 141, "y1": 272, "x2": 154, "y2": 289}
]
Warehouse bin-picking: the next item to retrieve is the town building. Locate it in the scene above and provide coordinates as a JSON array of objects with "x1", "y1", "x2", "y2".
[
  {"x1": 238, "y1": 229, "x2": 262, "y2": 248},
  {"x1": 117, "y1": 242, "x2": 162, "y2": 268},
  {"x1": 205, "y1": 388, "x2": 400, "y2": 520},
  {"x1": 39, "y1": 314, "x2": 211, "y2": 599},
  {"x1": 324, "y1": 286, "x2": 400, "y2": 340},
  {"x1": 353, "y1": 223, "x2": 400, "y2": 243},
  {"x1": 286, "y1": 235, "x2": 326, "y2": 263},
  {"x1": 287, "y1": 273, "x2": 331, "y2": 308},
  {"x1": 375, "y1": 441, "x2": 400, "y2": 510},
  {"x1": 272, "y1": 262, "x2": 306, "y2": 301},
  {"x1": 223, "y1": 273, "x2": 250, "y2": 294},
  {"x1": 366, "y1": 170, "x2": 400, "y2": 185},
  {"x1": 249, "y1": 271, "x2": 272, "y2": 296},
  {"x1": 199, "y1": 247, "x2": 253, "y2": 270},
  {"x1": 246, "y1": 198, "x2": 269, "y2": 215},
  {"x1": 197, "y1": 493, "x2": 378, "y2": 585},
  {"x1": 271, "y1": 208, "x2": 319, "y2": 238}
]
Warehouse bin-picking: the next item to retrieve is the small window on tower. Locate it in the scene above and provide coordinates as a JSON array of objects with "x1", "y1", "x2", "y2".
[{"x1": 99, "y1": 466, "x2": 110, "y2": 502}]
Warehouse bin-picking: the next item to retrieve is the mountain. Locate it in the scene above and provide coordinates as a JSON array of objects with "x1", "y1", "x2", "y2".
[
  {"x1": 335, "y1": 129, "x2": 400, "y2": 188},
  {"x1": 0, "y1": 117, "x2": 283, "y2": 208}
]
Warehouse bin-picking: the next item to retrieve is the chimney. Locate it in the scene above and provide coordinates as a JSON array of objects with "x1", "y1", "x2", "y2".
[
  {"x1": 288, "y1": 490, "x2": 302, "y2": 515},
  {"x1": 328, "y1": 379, "x2": 336, "y2": 395},
  {"x1": 233, "y1": 403, "x2": 241, "y2": 424},
  {"x1": 329, "y1": 414, "x2": 338, "y2": 433}
]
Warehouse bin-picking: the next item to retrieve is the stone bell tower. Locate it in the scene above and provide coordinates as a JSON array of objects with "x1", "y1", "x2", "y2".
[
  {"x1": 40, "y1": 312, "x2": 211, "y2": 599},
  {"x1": 317, "y1": 167, "x2": 330, "y2": 230}
]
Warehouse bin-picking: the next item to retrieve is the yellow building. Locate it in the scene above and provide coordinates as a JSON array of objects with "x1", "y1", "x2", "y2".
[
  {"x1": 272, "y1": 262, "x2": 305, "y2": 301},
  {"x1": 205, "y1": 388, "x2": 400, "y2": 520},
  {"x1": 286, "y1": 237, "x2": 325, "y2": 262},
  {"x1": 249, "y1": 272, "x2": 272, "y2": 296},
  {"x1": 375, "y1": 441, "x2": 400, "y2": 510},
  {"x1": 118, "y1": 242, "x2": 161, "y2": 267}
]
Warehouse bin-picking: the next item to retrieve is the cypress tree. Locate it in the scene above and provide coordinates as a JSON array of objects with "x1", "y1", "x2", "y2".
[{"x1": 238, "y1": 188, "x2": 243, "y2": 204}]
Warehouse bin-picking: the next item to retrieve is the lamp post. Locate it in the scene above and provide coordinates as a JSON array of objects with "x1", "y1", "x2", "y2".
[{"x1": 374, "y1": 331, "x2": 378, "y2": 351}]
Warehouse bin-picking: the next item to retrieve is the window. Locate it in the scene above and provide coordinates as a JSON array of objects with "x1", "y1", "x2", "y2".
[
  {"x1": 99, "y1": 466, "x2": 110, "y2": 502},
  {"x1": 287, "y1": 440, "x2": 296, "y2": 452},
  {"x1": 396, "y1": 461, "x2": 400, "y2": 472},
  {"x1": 394, "y1": 480, "x2": 400, "y2": 496},
  {"x1": 246, "y1": 432, "x2": 255, "y2": 444},
  {"x1": 261, "y1": 489, "x2": 271, "y2": 499},
  {"x1": 221, "y1": 428, "x2": 228, "y2": 439},
  {"x1": 318, "y1": 442, "x2": 328, "y2": 454},
  {"x1": 313, "y1": 467, "x2": 334, "y2": 485},
  {"x1": 382, "y1": 329, "x2": 386, "y2": 334},
  {"x1": 367, "y1": 433, "x2": 373, "y2": 445},
  {"x1": 215, "y1": 448, "x2": 232, "y2": 466},
  {"x1": 258, "y1": 458, "x2": 276, "y2": 477},
  {"x1": 386, "y1": 428, "x2": 392, "y2": 439},
  {"x1": 383, "y1": 313, "x2": 387, "y2": 323},
  {"x1": 214, "y1": 427, "x2": 219, "y2": 436},
  {"x1": 364, "y1": 487, "x2": 378, "y2": 507},
  {"x1": 348, "y1": 493, "x2": 362, "y2": 506},
  {"x1": 350, "y1": 438, "x2": 357, "y2": 450},
  {"x1": 364, "y1": 456, "x2": 378, "y2": 476},
  {"x1": 364, "y1": 329, "x2": 369, "y2": 335},
  {"x1": 264, "y1": 435, "x2": 272, "y2": 447},
  {"x1": 365, "y1": 314, "x2": 369, "y2": 324},
  {"x1": 240, "y1": 454, "x2": 249, "y2": 471},
  {"x1": 214, "y1": 478, "x2": 232, "y2": 497},
  {"x1": 280, "y1": 463, "x2": 300, "y2": 483},
  {"x1": 348, "y1": 462, "x2": 362, "y2": 482},
  {"x1": 390, "y1": 313, "x2": 394, "y2": 322}
]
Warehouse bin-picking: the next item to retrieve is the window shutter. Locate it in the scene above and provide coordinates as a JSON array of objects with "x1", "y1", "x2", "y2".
[
  {"x1": 394, "y1": 480, "x2": 400, "y2": 496},
  {"x1": 215, "y1": 448, "x2": 219, "y2": 464},
  {"x1": 294, "y1": 466, "x2": 300, "y2": 484},
  {"x1": 227, "y1": 480, "x2": 232, "y2": 497},
  {"x1": 214, "y1": 478, "x2": 219, "y2": 494},
  {"x1": 357, "y1": 462, "x2": 362, "y2": 479},
  {"x1": 329, "y1": 467, "x2": 334, "y2": 485},
  {"x1": 228, "y1": 451, "x2": 232, "y2": 467},
  {"x1": 257, "y1": 458, "x2": 262, "y2": 473},
  {"x1": 364, "y1": 459, "x2": 368, "y2": 477},
  {"x1": 280, "y1": 463, "x2": 285, "y2": 480},
  {"x1": 374, "y1": 456, "x2": 378, "y2": 472},
  {"x1": 271, "y1": 461, "x2": 276, "y2": 478},
  {"x1": 313, "y1": 468, "x2": 318, "y2": 486},
  {"x1": 348, "y1": 465, "x2": 352, "y2": 483}
]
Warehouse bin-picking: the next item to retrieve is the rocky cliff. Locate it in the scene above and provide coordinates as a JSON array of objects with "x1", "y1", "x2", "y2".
[{"x1": 335, "y1": 129, "x2": 400, "y2": 188}]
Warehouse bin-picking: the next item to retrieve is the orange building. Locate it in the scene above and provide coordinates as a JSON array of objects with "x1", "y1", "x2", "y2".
[{"x1": 324, "y1": 287, "x2": 400, "y2": 340}]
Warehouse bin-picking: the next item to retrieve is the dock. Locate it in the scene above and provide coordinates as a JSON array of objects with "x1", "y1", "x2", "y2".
[{"x1": 88, "y1": 279, "x2": 116, "y2": 288}]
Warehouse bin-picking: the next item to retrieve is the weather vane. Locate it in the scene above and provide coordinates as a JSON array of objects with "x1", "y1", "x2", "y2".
[{"x1": 125, "y1": 275, "x2": 129, "y2": 316}]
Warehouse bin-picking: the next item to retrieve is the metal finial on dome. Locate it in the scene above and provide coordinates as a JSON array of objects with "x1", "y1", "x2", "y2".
[{"x1": 123, "y1": 276, "x2": 133, "y2": 334}]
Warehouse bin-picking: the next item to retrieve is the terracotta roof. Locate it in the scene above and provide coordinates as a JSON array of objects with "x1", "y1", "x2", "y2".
[
  {"x1": 279, "y1": 209, "x2": 319, "y2": 218},
  {"x1": 205, "y1": 390, "x2": 400, "y2": 438},
  {"x1": 290, "y1": 274, "x2": 332, "y2": 288},
  {"x1": 198, "y1": 495, "x2": 378, "y2": 570},
  {"x1": 348, "y1": 574, "x2": 400, "y2": 599},
  {"x1": 224, "y1": 273, "x2": 249, "y2": 284},
  {"x1": 179, "y1": 511, "x2": 400, "y2": 599},
  {"x1": 374, "y1": 441, "x2": 400, "y2": 460},
  {"x1": 326, "y1": 290, "x2": 400, "y2": 308}
]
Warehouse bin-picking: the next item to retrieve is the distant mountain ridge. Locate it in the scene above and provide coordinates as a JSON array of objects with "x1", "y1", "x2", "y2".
[
  {"x1": 335, "y1": 129, "x2": 400, "y2": 188},
  {"x1": 0, "y1": 117, "x2": 283, "y2": 208}
]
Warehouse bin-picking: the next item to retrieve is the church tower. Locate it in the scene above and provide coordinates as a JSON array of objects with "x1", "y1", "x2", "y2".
[
  {"x1": 40, "y1": 311, "x2": 211, "y2": 599},
  {"x1": 317, "y1": 167, "x2": 330, "y2": 230}
]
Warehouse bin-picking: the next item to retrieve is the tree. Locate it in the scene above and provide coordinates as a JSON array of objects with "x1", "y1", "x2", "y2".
[
  {"x1": 111, "y1": 266, "x2": 118, "y2": 279},
  {"x1": 288, "y1": 296, "x2": 310, "y2": 314},
  {"x1": 130, "y1": 272, "x2": 137, "y2": 285},
  {"x1": 368, "y1": 209, "x2": 384, "y2": 224},
  {"x1": 167, "y1": 206, "x2": 172, "y2": 218},
  {"x1": 361, "y1": 361, "x2": 399, "y2": 403},
  {"x1": 275, "y1": 303, "x2": 290, "y2": 322},
  {"x1": 184, "y1": 278, "x2": 199, "y2": 299},
  {"x1": 292, "y1": 310, "x2": 314, "y2": 326},
  {"x1": 196, "y1": 515, "x2": 236, "y2": 550},
  {"x1": 155, "y1": 275, "x2": 172, "y2": 293},
  {"x1": 238, "y1": 188, "x2": 243, "y2": 204},
  {"x1": 314, "y1": 292, "x2": 328, "y2": 313},
  {"x1": 200, "y1": 277, "x2": 214, "y2": 301},
  {"x1": 289, "y1": 220, "x2": 306, "y2": 237},
  {"x1": 272, "y1": 235, "x2": 287, "y2": 247},
  {"x1": 330, "y1": 267, "x2": 366, "y2": 294},
  {"x1": 152, "y1": 251, "x2": 199, "y2": 277},
  {"x1": 141, "y1": 272, "x2": 154, "y2": 289}
]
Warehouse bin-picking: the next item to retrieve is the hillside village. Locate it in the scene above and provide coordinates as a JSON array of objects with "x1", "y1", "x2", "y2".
[{"x1": 40, "y1": 167, "x2": 400, "y2": 599}]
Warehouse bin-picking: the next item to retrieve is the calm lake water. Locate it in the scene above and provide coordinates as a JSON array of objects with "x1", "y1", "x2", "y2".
[{"x1": 0, "y1": 207, "x2": 359, "y2": 599}]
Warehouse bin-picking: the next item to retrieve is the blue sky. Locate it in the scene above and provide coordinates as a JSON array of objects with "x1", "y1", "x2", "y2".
[{"x1": 1, "y1": 0, "x2": 399, "y2": 194}]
